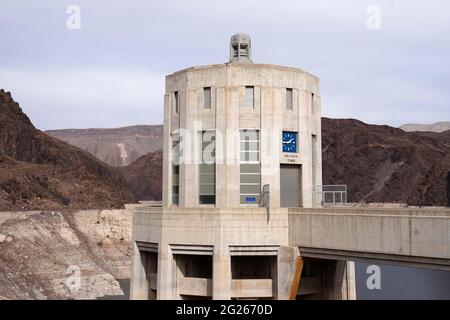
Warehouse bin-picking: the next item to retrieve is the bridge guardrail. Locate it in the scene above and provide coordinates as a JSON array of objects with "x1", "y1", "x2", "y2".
[{"x1": 313, "y1": 185, "x2": 347, "y2": 208}]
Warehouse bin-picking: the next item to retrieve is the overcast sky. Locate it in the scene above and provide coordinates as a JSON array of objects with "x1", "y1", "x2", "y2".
[{"x1": 1, "y1": 0, "x2": 449, "y2": 130}]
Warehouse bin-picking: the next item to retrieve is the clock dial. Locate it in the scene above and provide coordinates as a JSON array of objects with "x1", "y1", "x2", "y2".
[{"x1": 282, "y1": 131, "x2": 297, "y2": 153}]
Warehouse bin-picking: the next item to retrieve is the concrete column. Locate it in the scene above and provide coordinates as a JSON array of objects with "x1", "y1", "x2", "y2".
[
  {"x1": 261, "y1": 87, "x2": 282, "y2": 208},
  {"x1": 179, "y1": 90, "x2": 198, "y2": 208},
  {"x1": 321, "y1": 260, "x2": 356, "y2": 300},
  {"x1": 162, "y1": 94, "x2": 170, "y2": 207},
  {"x1": 129, "y1": 242, "x2": 148, "y2": 300},
  {"x1": 157, "y1": 243, "x2": 176, "y2": 300},
  {"x1": 215, "y1": 87, "x2": 227, "y2": 208},
  {"x1": 212, "y1": 244, "x2": 231, "y2": 300},
  {"x1": 298, "y1": 90, "x2": 313, "y2": 208},
  {"x1": 224, "y1": 84, "x2": 241, "y2": 208},
  {"x1": 277, "y1": 246, "x2": 300, "y2": 300},
  {"x1": 342, "y1": 261, "x2": 357, "y2": 300},
  {"x1": 173, "y1": 255, "x2": 184, "y2": 300},
  {"x1": 182, "y1": 89, "x2": 198, "y2": 207}
]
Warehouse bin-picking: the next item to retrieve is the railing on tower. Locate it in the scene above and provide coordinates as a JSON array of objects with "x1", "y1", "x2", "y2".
[{"x1": 313, "y1": 185, "x2": 348, "y2": 208}]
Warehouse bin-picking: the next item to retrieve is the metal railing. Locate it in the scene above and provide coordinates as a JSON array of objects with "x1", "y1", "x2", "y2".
[{"x1": 313, "y1": 185, "x2": 347, "y2": 207}]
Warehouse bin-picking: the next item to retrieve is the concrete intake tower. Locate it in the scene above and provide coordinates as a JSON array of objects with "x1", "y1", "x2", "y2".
[{"x1": 130, "y1": 34, "x2": 356, "y2": 300}]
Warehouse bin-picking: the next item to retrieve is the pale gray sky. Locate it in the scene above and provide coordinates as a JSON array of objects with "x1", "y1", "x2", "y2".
[{"x1": 1, "y1": 0, "x2": 449, "y2": 130}]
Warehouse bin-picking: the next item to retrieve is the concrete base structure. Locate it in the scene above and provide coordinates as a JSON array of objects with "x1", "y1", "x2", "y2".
[
  {"x1": 130, "y1": 205, "x2": 450, "y2": 300},
  {"x1": 130, "y1": 205, "x2": 356, "y2": 300}
]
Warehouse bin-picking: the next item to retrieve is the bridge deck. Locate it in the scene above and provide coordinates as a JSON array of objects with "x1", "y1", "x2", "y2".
[{"x1": 288, "y1": 207, "x2": 450, "y2": 271}]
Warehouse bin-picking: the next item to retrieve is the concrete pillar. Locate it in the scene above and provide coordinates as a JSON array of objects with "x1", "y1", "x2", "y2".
[
  {"x1": 215, "y1": 87, "x2": 227, "y2": 208},
  {"x1": 212, "y1": 244, "x2": 231, "y2": 300},
  {"x1": 173, "y1": 255, "x2": 185, "y2": 300},
  {"x1": 162, "y1": 94, "x2": 170, "y2": 207},
  {"x1": 157, "y1": 244, "x2": 176, "y2": 300},
  {"x1": 342, "y1": 261, "x2": 357, "y2": 300},
  {"x1": 277, "y1": 246, "x2": 300, "y2": 300},
  {"x1": 261, "y1": 87, "x2": 282, "y2": 208},
  {"x1": 321, "y1": 260, "x2": 356, "y2": 300},
  {"x1": 224, "y1": 83, "x2": 241, "y2": 208},
  {"x1": 129, "y1": 242, "x2": 148, "y2": 300},
  {"x1": 180, "y1": 89, "x2": 198, "y2": 207}
]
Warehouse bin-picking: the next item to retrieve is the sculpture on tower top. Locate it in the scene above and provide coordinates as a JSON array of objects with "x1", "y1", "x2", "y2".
[{"x1": 229, "y1": 33, "x2": 253, "y2": 64}]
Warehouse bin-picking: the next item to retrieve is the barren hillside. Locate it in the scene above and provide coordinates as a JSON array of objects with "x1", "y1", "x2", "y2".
[
  {"x1": 323, "y1": 118, "x2": 450, "y2": 206},
  {"x1": 400, "y1": 122, "x2": 450, "y2": 133},
  {"x1": 0, "y1": 208, "x2": 134, "y2": 299},
  {"x1": 0, "y1": 89, "x2": 137, "y2": 211},
  {"x1": 119, "y1": 150, "x2": 162, "y2": 201},
  {"x1": 46, "y1": 125, "x2": 163, "y2": 167},
  {"x1": 119, "y1": 119, "x2": 450, "y2": 207}
]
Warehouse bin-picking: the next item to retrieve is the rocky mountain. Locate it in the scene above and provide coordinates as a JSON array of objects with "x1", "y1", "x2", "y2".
[
  {"x1": 323, "y1": 118, "x2": 450, "y2": 206},
  {"x1": 2, "y1": 87, "x2": 447, "y2": 208},
  {"x1": 0, "y1": 208, "x2": 133, "y2": 299},
  {"x1": 119, "y1": 150, "x2": 162, "y2": 201},
  {"x1": 0, "y1": 89, "x2": 137, "y2": 211},
  {"x1": 118, "y1": 119, "x2": 450, "y2": 207},
  {"x1": 400, "y1": 122, "x2": 450, "y2": 133},
  {"x1": 414, "y1": 130, "x2": 450, "y2": 146},
  {"x1": 46, "y1": 125, "x2": 163, "y2": 167}
]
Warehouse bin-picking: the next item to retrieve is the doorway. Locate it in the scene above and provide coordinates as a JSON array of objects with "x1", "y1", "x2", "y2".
[{"x1": 280, "y1": 164, "x2": 302, "y2": 208}]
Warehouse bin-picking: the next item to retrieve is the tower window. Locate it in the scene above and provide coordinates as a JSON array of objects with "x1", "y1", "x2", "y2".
[
  {"x1": 311, "y1": 93, "x2": 315, "y2": 114},
  {"x1": 199, "y1": 131, "x2": 216, "y2": 205},
  {"x1": 286, "y1": 88, "x2": 293, "y2": 110},
  {"x1": 233, "y1": 43, "x2": 248, "y2": 58},
  {"x1": 172, "y1": 136, "x2": 180, "y2": 205},
  {"x1": 312, "y1": 134, "x2": 317, "y2": 187},
  {"x1": 174, "y1": 91, "x2": 179, "y2": 114},
  {"x1": 245, "y1": 86, "x2": 254, "y2": 108},
  {"x1": 240, "y1": 130, "x2": 260, "y2": 205},
  {"x1": 203, "y1": 87, "x2": 211, "y2": 109}
]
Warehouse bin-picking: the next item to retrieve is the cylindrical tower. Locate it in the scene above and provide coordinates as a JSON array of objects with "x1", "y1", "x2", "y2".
[{"x1": 162, "y1": 34, "x2": 322, "y2": 209}]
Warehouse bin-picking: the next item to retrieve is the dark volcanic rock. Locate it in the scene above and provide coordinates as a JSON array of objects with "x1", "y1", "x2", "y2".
[
  {"x1": 322, "y1": 118, "x2": 450, "y2": 206},
  {"x1": 120, "y1": 118, "x2": 450, "y2": 207},
  {"x1": 447, "y1": 172, "x2": 450, "y2": 207},
  {"x1": 0, "y1": 89, "x2": 137, "y2": 210},
  {"x1": 7, "y1": 84, "x2": 446, "y2": 208},
  {"x1": 120, "y1": 150, "x2": 162, "y2": 201}
]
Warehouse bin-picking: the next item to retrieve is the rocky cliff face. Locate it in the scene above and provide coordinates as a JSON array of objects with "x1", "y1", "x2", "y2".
[
  {"x1": 119, "y1": 118, "x2": 450, "y2": 207},
  {"x1": 46, "y1": 125, "x2": 163, "y2": 167},
  {"x1": 0, "y1": 208, "x2": 133, "y2": 300},
  {"x1": 2, "y1": 88, "x2": 448, "y2": 208},
  {"x1": 119, "y1": 150, "x2": 162, "y2": 201},
  {"x1": 0, "y1": 89, "x2": 137, "y2": 210},
  {"x1": 322, "y1": 118, "x2": 450, "y2": 206}
]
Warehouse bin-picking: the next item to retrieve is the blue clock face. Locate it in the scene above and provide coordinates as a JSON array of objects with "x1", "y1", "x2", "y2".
[{"x1": 282, "y1": 131, "x2": 297, "y2": 153}]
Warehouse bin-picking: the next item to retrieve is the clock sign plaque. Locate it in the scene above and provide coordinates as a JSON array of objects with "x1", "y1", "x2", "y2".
[
  {"x1": 282, "y1": 131, "x2": 297, "y2": 153},
  {"x1": 281, "y1": 131, "x2": 299, "y2": 164}
]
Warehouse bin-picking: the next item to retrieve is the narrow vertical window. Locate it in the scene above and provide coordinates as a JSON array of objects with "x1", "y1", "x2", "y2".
[
  {"x1": 240, "y1": 130, "x2": 260, "y2": 204},
  {"x1": 203, "y1": 87, "x2": 211, "y2": 109},
  {"x1": 172, "y1": 136, "x2": 180, "y2": 205},
  {"x1": 174, "y1": 91, "x2": 179, "y2": 114},
  {"x1": 311, "y1": 93, "x2": 315, "y2": 114},
  {"x1": 286, "y1": 88, "x2": 293, "y2": 110},
  {"x1": 245, "y1": 86, "x2": 254, "y2": 108},
  {"x1": 199, "y1": 131, "x2": 216, "y2": 204},
  {"x1": 311, "y1": 134, "x2": 317, "y2": 188}
]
